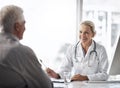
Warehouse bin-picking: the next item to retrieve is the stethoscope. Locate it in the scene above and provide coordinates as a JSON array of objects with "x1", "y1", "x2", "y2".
[{"x1": 74, "y1": 40, "x2": 98, "y2": 66}]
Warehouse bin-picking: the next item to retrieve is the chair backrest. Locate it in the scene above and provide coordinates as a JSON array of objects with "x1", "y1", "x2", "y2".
[{"x1": 0, "y1": 64, "x2": 27, "y2": 88}]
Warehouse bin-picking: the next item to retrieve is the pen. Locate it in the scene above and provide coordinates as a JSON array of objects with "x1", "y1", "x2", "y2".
[{"x1": 39, "y1": 59, "x2": 47, "y2": 68}]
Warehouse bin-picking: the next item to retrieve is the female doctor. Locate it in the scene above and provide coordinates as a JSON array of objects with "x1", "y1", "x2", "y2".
[{"x1": 46, "y1": 20, "x2": 109, "y2": 81}]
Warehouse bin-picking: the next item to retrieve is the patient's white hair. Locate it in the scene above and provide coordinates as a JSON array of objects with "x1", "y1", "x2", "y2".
[{"x1": 0, "y1": 5, "x2": 24, "y2": 33}]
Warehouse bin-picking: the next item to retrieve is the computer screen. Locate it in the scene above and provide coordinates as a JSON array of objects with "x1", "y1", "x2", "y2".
[{"x1": 109, "y1": 35, "x2": 120, "y2": 75}]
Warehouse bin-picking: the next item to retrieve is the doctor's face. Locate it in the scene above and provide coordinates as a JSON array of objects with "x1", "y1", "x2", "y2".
[{"x1": 79, "y1": 24, "x2": 94, "y2": 44}]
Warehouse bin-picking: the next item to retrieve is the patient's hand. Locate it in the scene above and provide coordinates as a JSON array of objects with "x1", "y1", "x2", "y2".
[{"x1": 46, "y1": 68, "x2": 60, "y2": 79}]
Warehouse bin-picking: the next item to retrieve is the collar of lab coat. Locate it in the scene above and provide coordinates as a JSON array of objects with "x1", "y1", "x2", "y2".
[{"x1": 77, "y1": 40, "x2": 95, "y2": 58}]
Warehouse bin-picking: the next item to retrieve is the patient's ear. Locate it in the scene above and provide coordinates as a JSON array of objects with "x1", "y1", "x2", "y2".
[
  {"x1": 12, "y1": 22, "x2": 20, "y2": 38},
  {"x1": 14, "y1": 22, "x2": 20, "y2": 32}
]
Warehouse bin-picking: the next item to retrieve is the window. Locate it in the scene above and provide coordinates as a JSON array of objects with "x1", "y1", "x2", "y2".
[
  {"x1": 0, "y1": 0, "x2": 77, "y2": 70},
  {"x1": 83, "y1": 0, "x2": 120, "y2": 65}
]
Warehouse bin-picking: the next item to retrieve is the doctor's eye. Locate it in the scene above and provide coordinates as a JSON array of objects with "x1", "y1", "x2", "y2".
[
  {"x1": 79, "y1": 31, "x2": 89, "y2": 35},
  {"x1": 79, "y1": 31, "x2": 82, "y2": 33}
]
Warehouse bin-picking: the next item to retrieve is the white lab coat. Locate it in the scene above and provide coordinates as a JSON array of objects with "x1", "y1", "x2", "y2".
[{"x1": 57, "y1": 40, "x2": 109, "y2": 81}]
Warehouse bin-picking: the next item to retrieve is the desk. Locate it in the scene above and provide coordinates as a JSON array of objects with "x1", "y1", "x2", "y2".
[
  {"x1": 53, "y1": 75, "x2": 120, "y2": 88},
  {"x1": 53, "y1": 81, "x2": 120, "y2": 88}
]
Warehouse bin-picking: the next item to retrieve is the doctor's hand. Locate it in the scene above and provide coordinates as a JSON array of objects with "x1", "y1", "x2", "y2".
[
  {"x1": 46, "y1": 68, "x2": 60, "y2": 79},
  {"x1": 71, "y1": 74, "x2": 89, "y2": 81}
]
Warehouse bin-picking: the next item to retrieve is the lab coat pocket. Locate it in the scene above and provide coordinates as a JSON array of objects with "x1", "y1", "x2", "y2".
[
  {"x1": 88, "y1": 57, "x2": 99, "y2": 73},
  {"x1": 89, "y1": 57, "x2": 99, "y2": 66}
]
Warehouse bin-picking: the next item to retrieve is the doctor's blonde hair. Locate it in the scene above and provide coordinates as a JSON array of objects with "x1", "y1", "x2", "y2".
[{"x1": 80, "y1": 20, "x2": 96, "y2": 36}]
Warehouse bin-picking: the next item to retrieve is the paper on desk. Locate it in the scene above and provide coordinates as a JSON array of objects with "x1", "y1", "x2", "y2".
[
  {"x1": 51, "y1": 78, "x2": 64, "y2": 83},
  {"x1": 87, "y1": 80, "x2": 120, "y2": 83},
  {"x1": 87, "y1": 76, "x2": 120, "y2": 83}
]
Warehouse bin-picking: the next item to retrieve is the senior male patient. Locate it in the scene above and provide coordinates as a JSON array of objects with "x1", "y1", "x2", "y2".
[{"x1": 0, "y1": 5, "x2": 53, "y2": 88}]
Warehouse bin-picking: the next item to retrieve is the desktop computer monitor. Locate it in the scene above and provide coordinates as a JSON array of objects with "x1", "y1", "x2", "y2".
[{"x1": 109, "y1": 35, "x2": 120, "y2": 75}]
